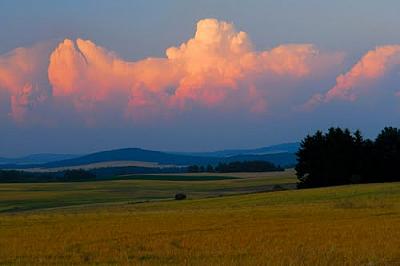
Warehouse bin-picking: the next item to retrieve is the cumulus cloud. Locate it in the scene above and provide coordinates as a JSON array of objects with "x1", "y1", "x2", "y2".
[
  {"x1": 47, "y1": 18, "x2": 342, "y2": 121},
  {"x1": 48, "y1": 39, "x2": 135, "y2": 112},
  {"x1": 0, "y1": 43, "x2": 51, "y2": 121},
  {"x1": 0, "y1": 18, "x2": 344, "y2": 123},
  {"x1": 305, "y1": 45, "x2": 400, "y2": 109}
]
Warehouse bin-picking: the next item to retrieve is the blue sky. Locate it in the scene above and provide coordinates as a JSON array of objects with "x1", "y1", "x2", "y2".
[
  {"x1": 1, "y1": 1, "x2": 400, "y2": 156},
  {"x1": 2, "y1": 1, "x2": 400, "y2": 55}
]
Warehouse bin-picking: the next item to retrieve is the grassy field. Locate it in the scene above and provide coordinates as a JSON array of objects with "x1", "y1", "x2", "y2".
[
  {"x1": 0, "y1": 173, "x2": 399, "y2": 265},
  {"x1": 102, "y1": 174, "x2": 238, "y2": 181},
  {"x1": 0, "y1": 170, "x2": 296, "y2": 213}
]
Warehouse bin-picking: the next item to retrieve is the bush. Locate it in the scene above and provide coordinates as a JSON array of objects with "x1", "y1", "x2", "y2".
[
  {"x1": 187, "y1": 165, "x2": 200, "y2": 173},
  {"x1": 187, "y1": 161, "x2": 283, "y2": 173},
  {"x1": 62, "y1": 169, "x2": 96, "y2": 181},
  {"x1": 272, "y1": 184, "x2": 286, "y2": 191},
  {"x1": 175, "y1": 193, "x2": 187, "y2": 200}
]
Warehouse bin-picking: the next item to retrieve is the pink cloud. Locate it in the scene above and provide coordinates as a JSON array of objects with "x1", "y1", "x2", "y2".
[
  {"x1": 0, "y1": 43, "x2": 51, "y2": 121},
  {"x1": 0, "y1": 18, "x2": 346, "y2": 124},
  {"x1": 48, "y1": 39, "x2": 135, "y2": 109},
  {"x1": 47, "y1": 18, "x2": 342, "y2": 121},
  {"x1": 305, "y1": 45, "x2": 400, "y2": 109}
]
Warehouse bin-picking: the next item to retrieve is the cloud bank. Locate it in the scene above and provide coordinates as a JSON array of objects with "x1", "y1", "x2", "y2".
[
  {"x1": 46, "y1": 19, "x2": 342, "y2": 121},
  {"x1": 0, "y1": 43, "x2": 52, "y2": 121},
  {"x1": 9, "y1": 18, "x2": 400, "y2": 124},
  {"x1": 305, "y1": 45, "x2": 400, "y2": 109}
]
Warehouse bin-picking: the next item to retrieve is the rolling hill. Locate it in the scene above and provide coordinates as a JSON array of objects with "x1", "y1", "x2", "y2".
[
  {"x1": 175, "y1": 142, "x2": 300, "y2": 157},
  {"x1": 0, "y1": 153, "x2": 80, "y2": 165},
  {"x1": 41, "y1": 148, "x2": 296, "y2": 169},
  {"x1": 0, "y1": 143, "x2": 299, "y2": 171},
  {"x1": 41, "y1": 148, "x2": 217, "y2": 168}
]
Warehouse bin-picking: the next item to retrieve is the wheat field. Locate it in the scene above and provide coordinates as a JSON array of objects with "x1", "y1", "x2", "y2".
[{"x1": 0, "y1": 180, "x2": 399, "y2": 265}]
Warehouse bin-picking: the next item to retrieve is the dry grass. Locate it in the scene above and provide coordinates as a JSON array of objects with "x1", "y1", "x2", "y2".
[{"x1": 0, "y1": 182, "x2": 399, "y2": 265}]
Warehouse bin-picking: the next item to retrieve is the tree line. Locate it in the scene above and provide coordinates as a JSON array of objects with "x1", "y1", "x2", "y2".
[
  {"x1": 187, "y1": 160, "x2": 284, "y2": 173},
  {"x1": 0, "y1": 169, "x2": 96, "y2": 183},
  {"x1": 296, "y1": 127, "x2": 400, "y2": 188}
]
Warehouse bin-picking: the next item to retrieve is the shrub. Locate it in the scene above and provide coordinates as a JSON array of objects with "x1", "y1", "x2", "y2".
[
  {"x1": 272, "y1": 184, "x2": 286, "y2": 191},
  {"x1": 175, "y1": 193, "x2": 187, "y2": 200}
]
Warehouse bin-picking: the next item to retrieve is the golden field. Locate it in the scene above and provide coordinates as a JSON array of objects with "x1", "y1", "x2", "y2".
[{"x1": 0, "y1": 174, "x2": 399, "y2": 265}]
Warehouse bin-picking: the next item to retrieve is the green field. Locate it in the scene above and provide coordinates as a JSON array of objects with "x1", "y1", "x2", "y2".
[
  {"x1": 109, "y1": 174, "x2": 237, "y2": 181},
  {"x1": 0, "y1": 170, "x2": 296, "y2": 213},
  {"x1": 0, "y1": 171, "x2": 399, "y2": 265}
]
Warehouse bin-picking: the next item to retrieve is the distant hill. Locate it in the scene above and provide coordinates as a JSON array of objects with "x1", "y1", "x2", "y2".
[
  {"x1": 41, "y1": 147, "x2": 296, "y2": 169},
  {"x1": 41, "y1": 148, "x2": 218, "y2": 168},
  {"x1": 1, "y1": 143, "x2": 298, "y2": 171},
  {"x1": 221, "y1": 153, "x2": 296, "y2": 167},
  {"x1": 0, "y1": 154, "x2": 80, "y2": 165},
  {"x1": 173, "y1": 142, "x2": 300, "y2": 157}
]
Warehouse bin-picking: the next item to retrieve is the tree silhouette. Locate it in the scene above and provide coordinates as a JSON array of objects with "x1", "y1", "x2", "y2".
[
  {"x1": 374, "y1": 127, "x2": 400, "y2": 182},
  {"x1": 296, "y1": 127, "x2": 400, "y2": 188},
  {"x1": 295, "y1": 130, "x2": 326, "y2": 187}
]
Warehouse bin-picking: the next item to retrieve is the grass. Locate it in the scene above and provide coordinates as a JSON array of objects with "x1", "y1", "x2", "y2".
[
  {"x1": 0, "y1": 173, "x2": 399, "y2": 265},
  {"x1": 103, "y1": 174, "x2": 238, "y2": 181},
  {"x1": 0, "y1": 170, "x2": 296, "y2": 212}
]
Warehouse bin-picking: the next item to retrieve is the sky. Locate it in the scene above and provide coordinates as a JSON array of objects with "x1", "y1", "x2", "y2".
[{"x1": 1, "y1": 0, "x2": 400, "y2": 156}]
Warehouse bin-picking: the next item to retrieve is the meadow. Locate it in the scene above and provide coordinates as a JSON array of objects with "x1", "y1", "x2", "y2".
[
  {"x1": 0, "y1": 171, "x2": 399, "y2": 265},
  {"x1": 0, "y1": 170, "x2": 296, "y2": 213}
]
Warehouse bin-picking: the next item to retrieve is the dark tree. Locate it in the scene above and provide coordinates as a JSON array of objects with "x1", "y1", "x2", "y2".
[
  {"x1": 374, "y1": 127, "x2": 400, "y2": 182},
  {"x1": 295, "y1": 130, "x2": 326, "y2": 188},
  {"x1": 296, "y1": 128, "x2": 363, "y2": 188},
  {"x1": 0, "y1": 169, "x2": 95, "y2": 183},
  {"x1": 187, "y1": 165, "x2": 200, "y2": 173},
  {"x1": 357, "y1": 139, "x2": 378, "y2": 183},
  {"x1": 206, "y1": 164, "x2": 214, "y2": 172},
  {"x1": 296, "y1": 127, "x2": 400, "y2": 188},
  {"x1": 214, "y1": 161, "x2": 283, "y2": 173},
  {"x1": 62, "y1": 169, "x2": 96, "y2": 181}
]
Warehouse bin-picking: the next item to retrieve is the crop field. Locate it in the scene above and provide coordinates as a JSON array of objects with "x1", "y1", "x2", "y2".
[
  {"x1": 0, "y1": 173, "x2": 399, "y2": 265},
  {"x1": 0, "y1": 170, "x2": 296, "y2": 213}
]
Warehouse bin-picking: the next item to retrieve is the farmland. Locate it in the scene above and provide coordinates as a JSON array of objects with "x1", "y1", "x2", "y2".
[
  {"x1": 0, "y1": 170, "x2": 296, "y2": 213},
  {"x1": 0, "y1": 171, "x2": 399, "y2": 265}
]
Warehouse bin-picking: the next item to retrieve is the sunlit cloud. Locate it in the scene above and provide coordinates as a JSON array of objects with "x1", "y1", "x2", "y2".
[
  {"x1": 47, "y1": 18, "x2": 342, "y2": 121},
  {"x1": 0, "y1": 43, "x2": 52, "y2": 121},
  {"x1": 305, "y1": 45, "x2": 400, "y2": 109},
  {"x1": 0, "y1": 18, "x2": 344, "y2": 123}
]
